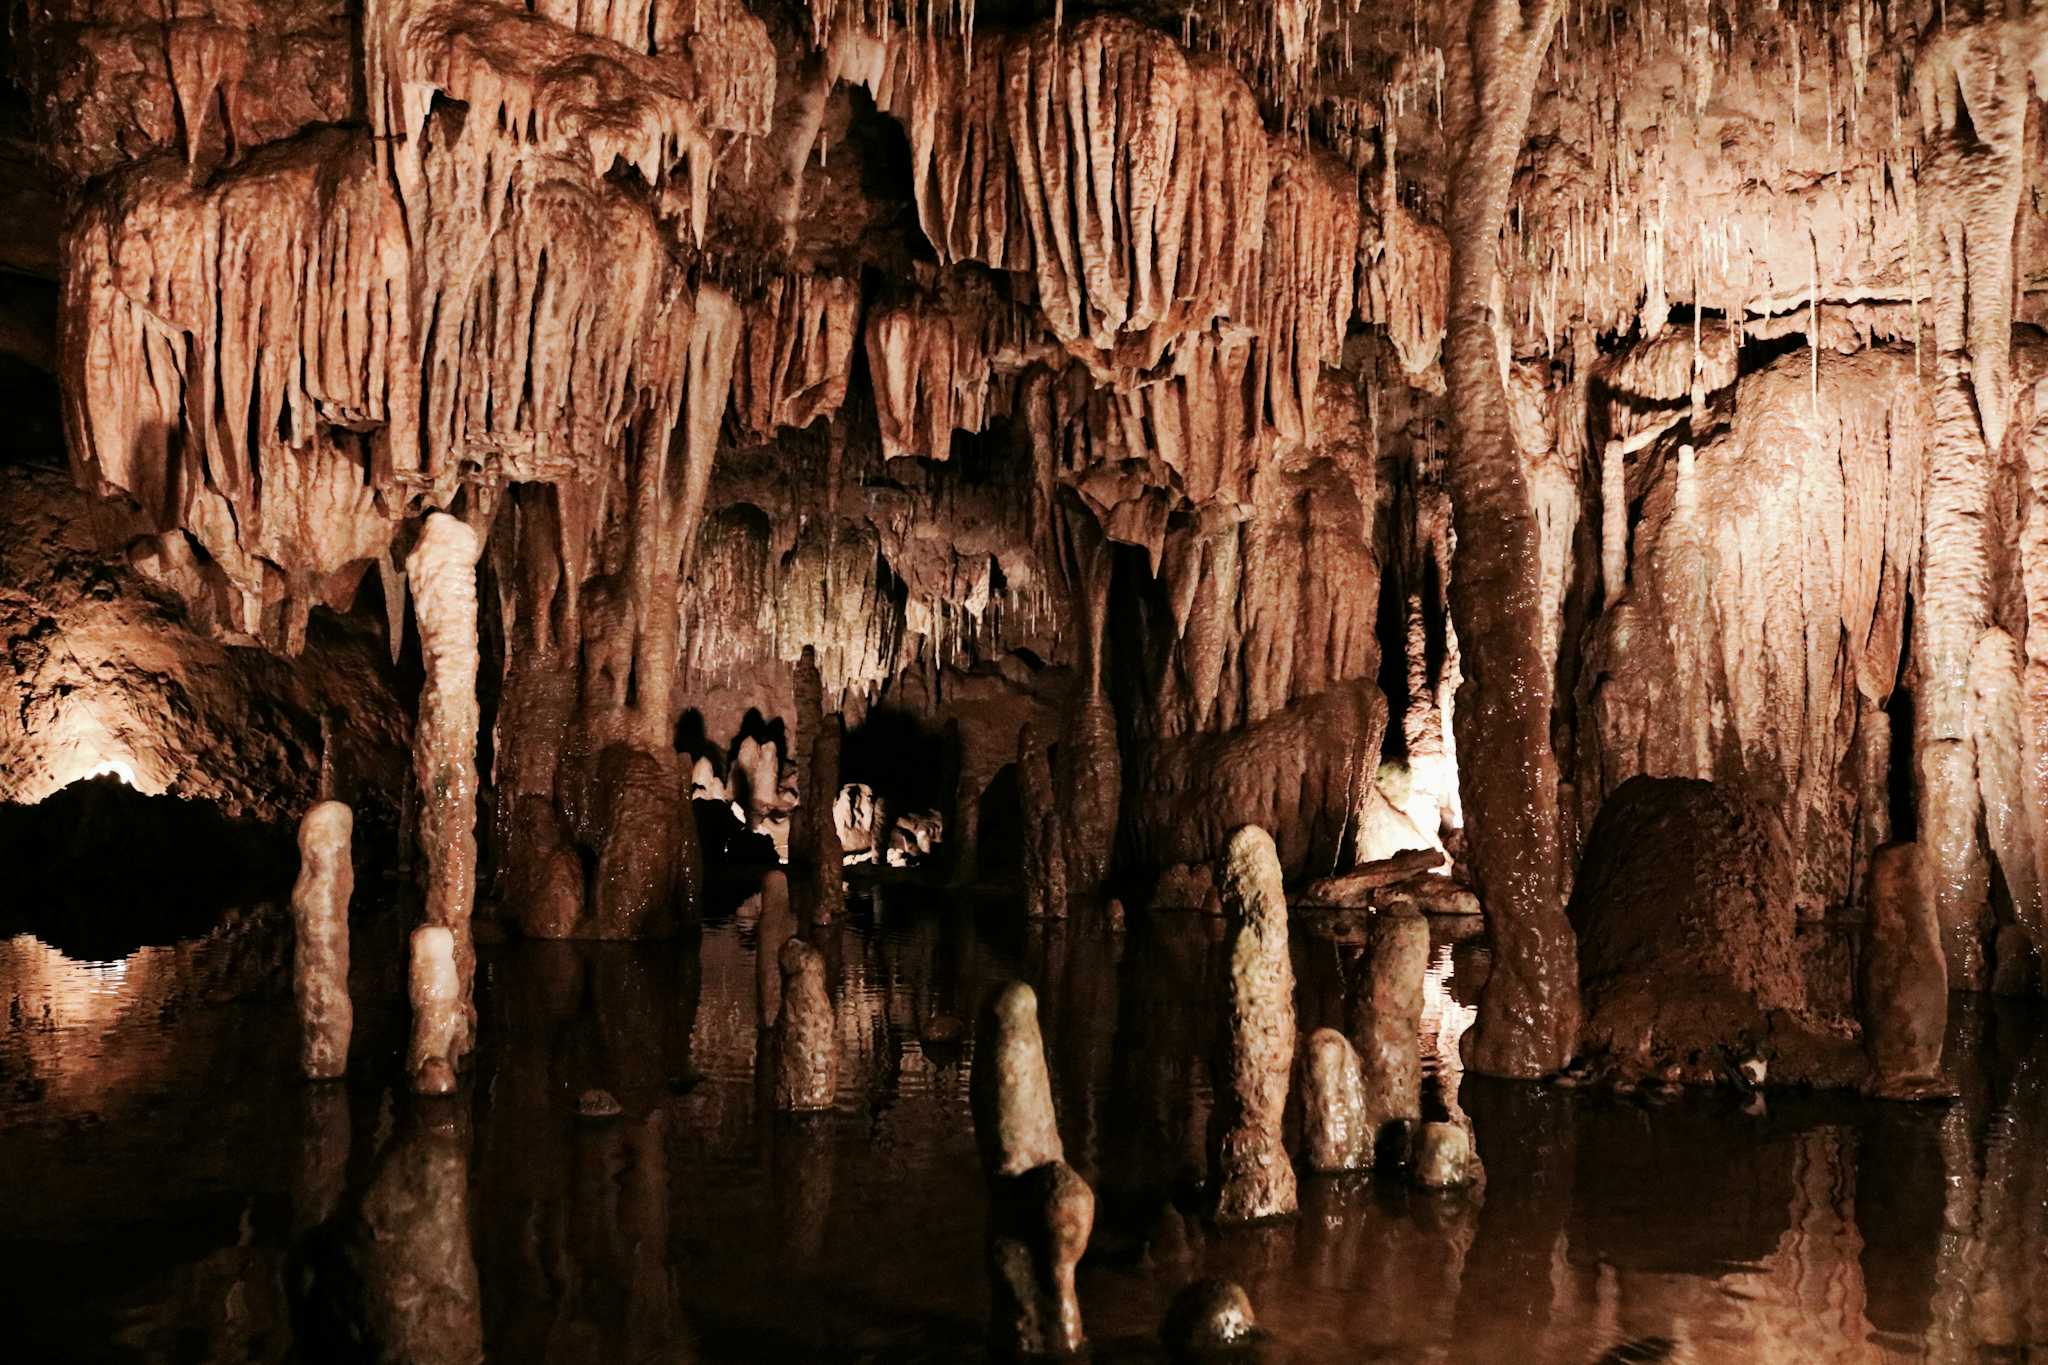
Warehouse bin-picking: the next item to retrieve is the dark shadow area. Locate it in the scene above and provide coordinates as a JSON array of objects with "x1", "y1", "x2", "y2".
[{"x1": 0, "y1": 776, "x2": 293, "y2": 958}]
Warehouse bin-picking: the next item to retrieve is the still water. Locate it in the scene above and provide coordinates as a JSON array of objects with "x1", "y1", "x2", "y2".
[{"x1": 0, "y1": 884, "x2": 2037, "y2": 1363}]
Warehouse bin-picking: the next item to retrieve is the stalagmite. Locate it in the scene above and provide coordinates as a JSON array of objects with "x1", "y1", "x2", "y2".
[
  {"x1": 406, "y1": 512, "x2": 482, "y2": 1067},
  {"x1": 1412, "y1": 1121, "x2": 1483, "y2": 1191},
  {"x1": 291, "y1": 800, "x2": 354, "y2": 1080},
  {"x1": 1018, "y1": 723, "x2": 1067, "y2": 920},
  {"x1": 971, "y1": 981, "x2": 1063, "y2": 1178},
  {"x1": 408, "y1": 925, "x2": 462, "y2": 1096},
  {"x1": 1162, "y1": 1279, "x2": 1259, "y2": 1358},
  {"x1": 1211, "y1": 826, "x2": 1296, "y2": 1223},
  {"x1": 773, "y1": 939, "x2": 837, "y2": 1112},
  {"x1": 808, "y1": 712, "x2": 846, "y2": 923},
  {"x1": 971, "y1": 981, "x2": 1091, "y2": 1358},
  {"x1": 1351, "y1": 907, "x2": 1427, "y2": 1156},
  {"x1": 1299, "y1": 1028, "x2": 1370, "y2": 1173},
  {"x1": 794, "y1": 647, "x2": 845, "y2": 920},
  {"x1": 1439, "y1": 0, "x2": 1579, "y2": 1079},
  {"x1": 756, "y1": 871, "x2": 795, "y2": 1031},
  {"x1": 1861, "y1": 843, "x2": 1950, "y2": 1100}
]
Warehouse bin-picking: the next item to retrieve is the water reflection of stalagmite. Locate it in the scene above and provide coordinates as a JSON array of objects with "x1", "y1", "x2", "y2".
[
  {"x1": 407, "y1": 511, "x2": 483, "y2": 1066},
  {"x1": 1212, "y1": 825, "x2": 1297, "y2": 1223},
  {"x1": 774, "y1": 938, "x2": 838, "y2": 1111},
  {"x1": 409, "y1": 924, "x2": 462, "y2": 1094},
  {"x1": 973, "y1": 980, "x2": 1092, "y2": 1357},
  {"x1": 354, "y1": 1102, "x2": 484, "y2": 1365},
  {"x1": 291, "y1": 799, "x2": 353, "y2": 1079},
  {"x1": 292, "y1": 1084, "x2": 351, "y2": 1235}
]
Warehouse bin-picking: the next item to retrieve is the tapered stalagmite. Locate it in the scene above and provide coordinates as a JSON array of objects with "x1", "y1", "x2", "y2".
[
  {"x1": 1352, "y1": 906, "x2": 1427, "y2": 1152},
  {"x1": 1018, "y1": 724, "x2": 1067, "y2": 920},
  {"x1": 292, "y1": 800, "x2": 353, "y2": 1080},
  {"x1": 409, "y1": 925, "x2": 461, "y2": 1095},
  {"x1": 1440, "y1": 0, "x2": 1579, "y2": 1078},
  {"x1": 971, "y1": 981, "x2": 1064, "y2": 1178},
  {"x1": 1861, "y1": 843, "x2": 1949, "y2": 1099},
  {"x1": 971, "y1": 980, "x2": 1091, "y2": 1357},
  {"x1": 406, "y1": 512, "x2": 482, "y2": 1066},
  {"x1": 1212, "y1": 825, "x2": 1296, "y2": 1223},
  {"x1": 773, "y1": 938, "x2": 837, "y2": 1112},
  {"x1": 1300, "y1": 1027, "x2": 1370, "y2": 1173}
]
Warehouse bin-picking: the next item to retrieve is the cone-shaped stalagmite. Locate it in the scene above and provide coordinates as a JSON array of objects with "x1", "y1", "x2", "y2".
[
  {"x1": 407, "y1": 512, "x2": 482, "y2": 1068},
  {"x1": 773, "y1": 938, "x2": 837, "y2": 1111},
  {"x1": 1212, "y1": 826, "x2": 1296, "y2": 1222},
  {"x1": 972, "y1": 981, "x2": 1092, "y2": 1357},
  {"x1": 292, "y1": 800, "x2": 353, "y2": 1080}
]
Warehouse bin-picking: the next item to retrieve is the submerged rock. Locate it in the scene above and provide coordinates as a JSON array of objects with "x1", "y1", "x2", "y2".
[
  {"x1": 1162, "y1": 1278, "x2": 1258, "y2": 1358},
  {"x1": 1299, "y1": 1028, "x2": 1370, "y2": 1173},
  {"x1": 1412, "y1": 1121, "x2": 1483, "y2": 1191}
]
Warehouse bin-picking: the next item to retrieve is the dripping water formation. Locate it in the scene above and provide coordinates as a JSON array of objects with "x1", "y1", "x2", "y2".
[{"x1": 1, "y1": 0, "x2": 2047, "y2": 1359}]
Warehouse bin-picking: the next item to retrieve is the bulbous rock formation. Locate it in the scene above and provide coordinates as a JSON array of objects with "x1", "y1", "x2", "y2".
[
  {"x1": 971, "y1": 981, "x2": 1064, "y2": 1179},
  {"x1": 291, "y1": 799, "x2": 354, "y2": 1080},
  {"x1": 1161, "y1": 1278, "x2": 1258, "y2": 1358},
  {"x1": 1351, "y1": 906, "x2": 1427, "y2": 1155},
  {"x1": 1210, "y1": 825, "x2": 1296, "y2": 1223},
  {"x1": 772, "y1": 938, "x2": 837, "y2": 1112}
]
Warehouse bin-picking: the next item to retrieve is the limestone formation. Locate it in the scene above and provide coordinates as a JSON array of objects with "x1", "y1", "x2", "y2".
[
  {"x1": 1018, "y1": 723, "x2": 1067, "y2": 921},
  {"x1": 291, "y1": 800, "x2": 354, "y2": 1080},
  {"x1": 971, "y1": 981, "x2": 1063, "y2": 1178},
  {"x1": 755, "y1": 871, "x2": 796, "y2": 1031},
  {"x1": 1162, "y1": 1278, "x2": 1258, "y2": 1358},
  {"x1": 407, "y1": 513, "x2": 481, "y2": 1068},
  {"x1": 1860, "y1": 843, "x2": 1951, "y2": 1100},
  {"x1": 1211, "y1": 826, "x2": 1296, "y2": 1223},
  {"x1": 1351, "y1": 907, "x2": 1427, "y2": 1156},
  {"x1": 1299, "y1": 1028, "x2": 1370, "y2": 1174},
  {"x1": 408, "y1": 925, "x2": 462, "y2": 1095},
  {"x1": 773, "y1": 939, "x2": 837, "y2": 1112},
  {"x1": 1412, "y1": 1122, "x2": 1483, "y2": 1191},
  {"x1": 971, "y1": 980, "x2": 1092, "y2": 1357}
]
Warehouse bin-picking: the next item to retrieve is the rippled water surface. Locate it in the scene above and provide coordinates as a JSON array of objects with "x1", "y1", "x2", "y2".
[{"x1": 0, "y1": 885, "x2": 2040, "y2": 1363}]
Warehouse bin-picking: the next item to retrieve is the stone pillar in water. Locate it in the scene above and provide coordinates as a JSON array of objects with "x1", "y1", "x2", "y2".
[
  {"x1": 409, "y1": 925, "x2": 462, "y2": 1095},
  {"x1": 406, "y1": 512, "x2": 482, "y2": 1067},
  {"x1": 1018, "y1": 723, "x2": 1067, "y2": 920},
  {"x1": 1861, "y1": 842, "x2": 1950, "y2": 1098},
  {"x1": 1213, "y1": 826, "x2": 1297, "y2": 1222},
  {"x1": 972, "y1": 980, "x2": 1091, "y2": 1357},
  {"x1": 773, "y1": 938, "x2": 837, "y2": 1111},
  {"x1": 1351, "y1": 905, "x2": 1427, "y2": 1159},
  {"x1": 292, "y1": 800, "x2": 353, "y2": 1080},
  {"x1": 755, "y1": 870, "x2": 795, "y2": 1031},
  {"x1": 1300, "y1": 1027, "x2": 1370, "y2": 1173}
]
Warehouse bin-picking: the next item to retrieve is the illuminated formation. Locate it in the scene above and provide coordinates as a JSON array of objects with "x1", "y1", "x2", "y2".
[{"x1": 3, "y1": 0, "x2": 2048, "y2": 1357}]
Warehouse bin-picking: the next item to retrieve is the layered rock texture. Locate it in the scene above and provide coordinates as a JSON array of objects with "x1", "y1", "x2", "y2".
[{"x1": 9, "y1": 0, "x2": 2048, "y2": 1078}]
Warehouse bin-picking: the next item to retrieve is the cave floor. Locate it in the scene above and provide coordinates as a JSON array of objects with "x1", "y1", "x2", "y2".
[{"x1": 0, "y1": 885, "x2": 2036, "y2": 1362}]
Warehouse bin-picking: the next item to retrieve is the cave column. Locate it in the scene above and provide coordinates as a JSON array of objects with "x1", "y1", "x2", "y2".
[
  {"x1": 406, "y1": 511, "x2": 483, "y2": 1066},
  {"x1": 1440, "y1": 0, "x2": 1578, "y2": 1076},
  {"x1": 1912, "y1": 23, "x2": 2035, "y2": 991}
]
